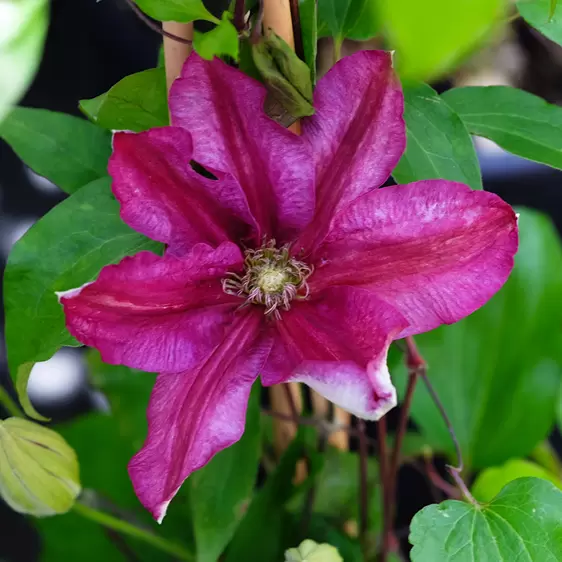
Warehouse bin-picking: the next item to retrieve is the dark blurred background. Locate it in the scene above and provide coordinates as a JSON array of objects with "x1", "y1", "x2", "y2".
[{"x1": 1, "y1": 1, "x2": 562, "y2": 559}]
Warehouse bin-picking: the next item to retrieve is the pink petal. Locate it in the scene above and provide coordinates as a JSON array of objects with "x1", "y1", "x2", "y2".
[
  {"x1": 262, "y1": 287, "x2": 408, "y2": 420},
  {"x1": 109, "y1": 128, "x2": 258, "y2": 254},
  {"x1": 60, "y1": 243, "x2": 243, "y2": 372},
  {"x1": 295, "y1": 50, "x2": 405, "y2": 254},
  {"x1": 169, "y1": 53, "x2": 315, "y2": 242},
  {"x1": 310, "y1": 180, "x2": 518, "y2": 337},
  {"x1": 128, "y1": 310, "x2": 270, "y2": 522}
]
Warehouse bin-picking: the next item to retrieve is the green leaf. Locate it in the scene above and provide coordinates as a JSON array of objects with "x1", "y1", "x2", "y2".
[
  {"x1": 224, "y1": 431, "x2": 309, "y2": 562},
  {"x1": 0, "y1": 107, "x2": 111, "y2": 194},
  {"x1": 393, "y1": 208, "x2": 562, "y2": 469},
  {"x1": 443, "y1": 86, "x2": 562, "y2": 171},
  {"x1": 380, "y1": 0, "x2": 505, "y2": 81},
  {"x1": 517, "y1": 0, "x2": 562, "y2": 46},
  {"x1": 392, "y1": 83, "x2": 482, "y2": 190},
  {"x1": 299, "y1": 0, "x2": 318, "y2": 84},
  {"x1": 190, "y1": 384, "x2": 262, "y2": 562},
  {"x1": 193, "y1": 14, "x2": 239, "y2": 61},
  {"x1": 134, "y1": 0, "x2": 219, "y2": 24},
  {"x1": 79, "y1": 68, "x2": 168, "y2": 133},
  {"x1": 317, "y1": 0, "x2": 379, "y2": 42},
  {"x1": 0, "y1": 0, "x2": 48, "y2": 124},
  {"x1": 410, "y1": 478, "x2": 562, "y2": 561},
  {"x1": 4, "y1": 177, "x2": 161, "y2": 414},
  {"x1": 472, "y1": 459, "x2": 562, "y2": 503}
]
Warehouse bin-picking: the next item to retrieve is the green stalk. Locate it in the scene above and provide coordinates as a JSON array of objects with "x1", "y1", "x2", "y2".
[
  {"x1": 0, "y1": 385, "x2": 24, "y2": 418},
  {"x1": 72, "y1": 501, "x2": 194, "y2": 561}
]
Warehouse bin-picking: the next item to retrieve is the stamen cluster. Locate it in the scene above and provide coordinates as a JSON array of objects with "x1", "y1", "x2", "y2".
[{"x1": 222, "y1": 241, "x2": 313, "y2": 318}]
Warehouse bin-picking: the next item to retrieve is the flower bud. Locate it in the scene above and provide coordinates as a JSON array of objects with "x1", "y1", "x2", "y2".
[
  {"x1": 0, "y1": 417, "x2": 80, "y2": 516},
  {"x1": 285, "y1": 539, "x2": 343, "y2": 562},
  {"x1": 252, "y1": 31, "x2": 314, "y2": 126}
]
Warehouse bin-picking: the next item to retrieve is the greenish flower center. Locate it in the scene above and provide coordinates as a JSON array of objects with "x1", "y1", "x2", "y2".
[{"x1": 222, "y1": 240, "x2": 313, "y2": 319}]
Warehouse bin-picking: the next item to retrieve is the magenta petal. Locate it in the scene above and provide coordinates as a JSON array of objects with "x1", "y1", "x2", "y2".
[
  {"x1": 261, "y1": 287, "x2": 408, "y2": 420},
  {"x1": 60, "y1": 243, "x2": 243, "y2": 372},
  {"x1": 109, "y1": 128, "x2": 258, "y2": 254},
  {"x1": 311, "y1": 180, "x2": 519, "y2": 336},
  {"x1": 169, "y1": 53, "x2": 315, "y2": 242},
  {"x1": 295, "y1": 50, "x2": 405, "y2": 253},
  {"x1": 128, "y1": 311, "x2": 271, "y2": 522}
]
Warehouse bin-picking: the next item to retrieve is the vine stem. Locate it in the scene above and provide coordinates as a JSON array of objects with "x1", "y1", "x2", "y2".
[
  {"x1": 417, "y1": 369, "x2": 478, "y2": 505},
  {"x1": 72, "y1": 502, "x2": 194, "y2": 561},
  {"x1": 377, "y1": 416, "x2": 390, "y2": 562},
  {"x1": 357, "y1": 419, "x2": 369, "y2": 557},
  {"x1": 122, "y1": 0, "x2": 193, "y2": 45},
  {"x1": 0, "y1": 385, "x2": 24, "y2": 418},
  {"x1": 233, "y1": 0, "x2": 247, "y2": 32}
]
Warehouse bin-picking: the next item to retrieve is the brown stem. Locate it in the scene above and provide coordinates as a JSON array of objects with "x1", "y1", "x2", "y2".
[
  {"x1": 388, "y1": 369, "x2": 418, "y2": 497},
  {"x1": 377, "y1": 416, "x2": 390, "y2": 562},
  {"x1": 234, "y1": 0, "x2": 247, "y2": 32},
  {"x1": 123, "y1": 0, "x2": 192, "y2": 44},
  {"x1": 357, "y1": 419, "x2": 369, "y2": 554},
  {"x1": 416, "y1": 351, "x2": 477, "y2": 504},
  {"x1": 289, "y1": 0, "x2": 304, "y2": 60},
  {"x1": 423, "y1": 457, "x2": 461, "y2": 500}
]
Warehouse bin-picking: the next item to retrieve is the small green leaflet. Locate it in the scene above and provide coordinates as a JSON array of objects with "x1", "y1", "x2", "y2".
[
  {"x1": 134, "y1": 0, "x2": 218, "y2": 24},
  {"x1": 410, "y1": 478, "x2": 562, "y2": 561},
  {"x1": 80, "y1": 68, "x2": 169, "y2": 132},
  {"x1": 443, "y1": 85, "x2": 562, "y2": 171},
  {"x1": 193, "y1": 14, "x2": 239, "y2": 61},
  {"x1": 392, "y1": 83, "x2": 482, "y2": 190},
  {"x1": 0, "y1": 107, "x2": 111, "y2": 194}
]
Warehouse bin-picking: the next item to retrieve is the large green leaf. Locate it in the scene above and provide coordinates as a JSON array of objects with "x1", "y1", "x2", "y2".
[
  {"x1": 190, "y1": 385, "x2": 262, "y2": 562},
  {"x1": 80, "y1": 68, "x2": 168, "y2": 133},
  {"x1": 379, "y1": 0, "x2": 505, "y2": 81},
  {"x1": 4, "y1": 177, "x2": 161, "y2": 414},
  {"x1": 0, "y1": 0, "x2": 48, "y2": 124},
  {"x1": 443, "y1": 86, "x2": 562, "y2": 171},
  {"x1": 193, "y1": 14, "x2": 239, "y2": 61},
  {"x1": 134, "y1": 0, "x2": 218, "y2": 23},
  {"x1": 392, "y1": 83, "x2": 482, "y2": 190},
  {"x1": 317, "y1": 0, "x2": 379, "y2": 42},
  {"x1": 0, "y1": 107, "x2": 111, "y2": 193},
  {"x1": 393, "y1": 208, "x2": 562, "y2": 469},
  {"x1": 410, "y1": 478, "x2": 562, "y2": 561},
  {"x1": 517, "y1": 0, "x2": 562, "y2": 47},
  {"x1": 472, "y1": 459, "x2": 562, "y2": 503}
]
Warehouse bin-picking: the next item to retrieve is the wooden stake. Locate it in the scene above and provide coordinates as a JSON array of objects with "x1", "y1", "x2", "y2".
[{"x1": 162, "y1": 22, "x2": 193, "y2": 91}]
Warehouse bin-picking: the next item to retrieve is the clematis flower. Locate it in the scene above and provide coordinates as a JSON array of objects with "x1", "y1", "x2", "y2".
[{"x1": 60, "y1": 50, "x2": 518, "y2": 521}]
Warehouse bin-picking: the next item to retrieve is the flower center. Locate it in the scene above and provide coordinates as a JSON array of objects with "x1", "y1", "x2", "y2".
[{"x1": 222, "y1": 240, "x2": 313, "y2": 319}]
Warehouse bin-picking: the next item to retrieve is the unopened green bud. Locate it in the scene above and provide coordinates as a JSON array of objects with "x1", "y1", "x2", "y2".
[
  {"x1": 285, "y1": 539, "x2": 343, "y2": 562},
  {"x1": 0, "y1": 417, "x2": 80, "y2": 516},
  {"x1": 252, "y1": 31, "x2": 314, "y2": 126}
]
